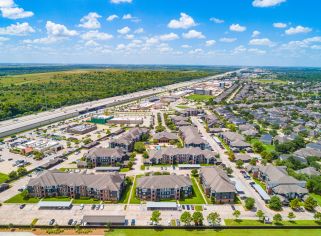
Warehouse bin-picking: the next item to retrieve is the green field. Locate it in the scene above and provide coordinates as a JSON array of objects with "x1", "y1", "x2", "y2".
[
  {"x1": 0, "y1": 70, "x2": 210, "y2": 121},
  {"x1": 310, "y1": 193, "x2": 321, "y2": 206},
  {"x1": 118, "y1": 177, "x2": 134, "y2": 204},
  {"x1": 0, "y1": 172, "x2": 9, "y2": 184},
  {"x1": 250, "y1": 139, "x2": 275, "y2": 152},
  {"x1": 186, "y1": 94, "x2": 213, "y2": 102},
  {"x1": 129, "y1": 175, "x2": 142, "y2": 204},
  {"x1": 5, "y1": 191, "x2": 40, "y2": 204},
  {"x1": 225, "y1": 219, "x2": 321, "y2": 226},
  {"x1": 178, "y1": 178, "x2": 206, "y2": 204},
  {"x1": 105, "y1": 229, "x2": 321, "y2": 236}
]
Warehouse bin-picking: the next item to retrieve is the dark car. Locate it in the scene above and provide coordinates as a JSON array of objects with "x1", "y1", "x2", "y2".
[
  {"x1": 124, "y1": 219, "x2": 128, "y2": 226},
  {"x1": 91, "y1": 204, "x2": 96, "y2": 210},
  {"x1": 131, "y1": 219, "x2": 136, "y2": 226},
  {"x1": 191, "y1": 205, "x2": 194, "y2": 210},
  {"x1": 20, "y1": 204, "x2": 26, "y2": 209},
  {"x1": 231, "y1": 205, "x2": 236, "y2": 210},
  {"x1": 186, "y1": 205, "x2": 190, "y2": 210},
  {"x1": 49, "y1": 219, "x2": 55, "y2": 225},
  {"x1": 182, "y1": 205, "x2": 185, "y2": 210},
  {"x1": 68, "y1": 219, "x2": 73, "y2": 225}
]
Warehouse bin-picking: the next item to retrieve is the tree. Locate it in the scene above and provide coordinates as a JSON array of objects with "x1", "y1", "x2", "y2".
[
  {"x1": 313, "y1": 212, "x2": 321, "y2": 222},
  {"x1": 249, "y1": 158, "x2": 257, "y2": 166},
  {"x1": 180, "y1": 211, "x2": 192, "y2": 225},
  {"x1": 17, "y1": 167, "x2": 27, "y2": 176},
  {"x1": 134, "y1": 142, "x2": 146, "y2": 153},
  {"x1": 245, "y1": 197, "x2": 255, "y2": 210},
  {"x1": 150, "y1": 210, "x2": 161, "y2": 224},
  {"x1": 232, "y1": 210, "x2": 241, "y2": 220},
  {"x1": 191, "y1": 169, "x2": 198, "y2": 177},
  {"x1": 192, "y1": 211, "x2": 204, "y2": 226},
  {"x1": 269, "y1": 196, "x2": 282, "y2": 211},
  {"x1": 127, "y1": 161, "x2": 134, "y2": 170},
  {"x1": 304, "y1": 196, "x2": 318, "y2": 211},
  {"x1": 8, "y1": 171, "x2": 17, "y2": 179},
  {"x1": 236, "y1": 159, "x2": 244, "y2": 169},
  {"x1": 225, "y1": 167, "x2": 233, "y2": 176},
  {"x1": 273, "y1": 213, "x2": 282, "y2": 224},
  {"x1": 256, "y1": 210, "x2": 265, "y2": 221},
  {"x1": 143, "y1": 151, "x2": 149, "y2": 159},
  {"x1": 290, "y1": 198, "x2": 300, "y2": 211},
  {"x1": 253, "y1": 141, "x2": 265, "y2": 153},
  {"x1": 207, "y1": 212, "x2": 221, "y2": 226},
  {"x1": 288, "y1": 212, "x2": 296, "y2": 221}
]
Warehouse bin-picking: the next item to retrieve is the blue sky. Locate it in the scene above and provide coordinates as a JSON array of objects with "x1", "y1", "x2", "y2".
[{"x1": 0, "y1": 0, "x2": 321, "y2": 66}]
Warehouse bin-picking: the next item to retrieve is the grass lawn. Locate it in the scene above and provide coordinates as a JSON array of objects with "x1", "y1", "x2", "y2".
[
  {"x1": 120, "y1": 168, "x2": 130, "y2": 172},
  {"x1": 42, "y1": 196, "x2": 71, "y2": 201},
  {"x1": 310, "y1": 193, "x2": 321, "y2": 206},
  {"x1": 0, "y1": 172, "x2": 9, "y2": 184},
  {"x1": 129, "y1": 175, "x2": 142, "y2": 204},
  {"x1": 250, "y1": 139, "x2": 275, "y2": 152},
  {"x1": 118, "y1": 177, "x2": 134, "y2": 204},
  {"x1": 253, "y1": 177, "x2": 266, "y2": 190},
  {"x1": 195, "y1": 205, "x2": 203, "y2": 211},
  {"x1": 105, "y1": 229, "x2": 321, "y2": 236},
  {"x1": 225, "y1": 219, "x2": 321, "y2": 226},
  {"x1": 5, "y1": 191, "x2": 40, "y2": 204},
  {"x1": 186, "y1": 94, "x2": 213, "y2": 102},
  {"x1": 72, "y1": 198, "x2": 101, "y2": 204},
  {"x1": 179, "y1": 178, "x2": 206, "y2": 204}
]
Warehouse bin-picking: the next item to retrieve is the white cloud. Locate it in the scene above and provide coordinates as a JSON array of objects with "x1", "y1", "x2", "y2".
[
  {"x1": 122, "y1": 13, "x2": 140, "y2": 22},
  {"x1": 168, "y1": 13, "x2": 196, "y2": 29},
  {"x1": 285, "y1": 25, "x2": 312, "y2": 35},
  {"x1": 182, "y1": 30, "x2": 205, "y2": 39},
  {"x1": 303, "y1": 36, "x2": 321, "y2": 43},
  {"x1": 230, "y1": 24, "x2": 246, "y2": 32},
  {"x1": 85, "y1": 40, "x2": 99, "y2": 47},
  {"x1": 159, "y1": 33, "x2": 179, "y2": 41},
  {"x1": 0, "y1": 22, "x2": 35, "y2": 36},
  {"x1": 181, "y1": 44, "x2": 191, "y2": 48},
  {"x1": 205, "y1": 40, "x2": 216, "y2": 46},
  {"x1": 134, "y1": 28, "x2": 144, "y2": 34},
  {"x1": 281, "y1": 36, "x2": 321, "y2": 50},
  {"x1": 124, "y1": 34, "x2": 134, "y2": 40},
  {"x1": 252, "y1": 0, "x2": 286, "y2": 8},
  {"x1": 219, "y1": 37, "x2": 237, "y2": 43},
  {"x1": 117, "y1": 26, "x2": 130, "y2": 34},
  {"x1": 116, "y1": 44, "x2": 126, "y2": 50},
  {"x1": 0, "y1": 36, "x2": 9, "y2": 42},
  {"x1": 145, "y1": 37, "x2": 159, "y2": 45},
  {"x1": 110, "y1": 0, "x2": 132, "y2": 3},
  {"x1": 106, "y1": 14, "x2": 118, "y2": 22},
  {"x1": 210, "y1": 17, "x2": 224, "y2": 24},
  {"x1": 81, "y1": 30, "x2": 113, "y2": 40},
  {"x1": 0, "y1": 0, "x2": 33, "y2": 19},
  {"x1": 311, "y1": 45, "x2": 321, "y2": 50},
  {"x1": 252, "y1": 30, "x2": 260, "y2": 37},
  {"x1": 273, "y1": 22, "x2": 287, "y2": 28},
  {"x1": 23, "y1": 37, "x2": 60, "y2": 45},
  {"x1": 189, "y1": 48, "x2": 204, "y2": 55},
  {"x1": 79, "y1": 12, "x2": 101, "y2": 29},
  {"x1": 248, "y1": 48, "x2": 266, "y2": 55},
  {"x1": 46, "y1": 21, "x2": 78, "y2": 37},
  {"x1": 249, "y1": 38, "x2": 274, "y2": 46}
]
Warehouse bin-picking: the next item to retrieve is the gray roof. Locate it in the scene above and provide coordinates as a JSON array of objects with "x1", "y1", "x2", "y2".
[
  {"x1": 296, "y1": 167, "x2": 320, "y2": 176},
  {"x1": 273, "y1": 184, "x2": 308, "y2": 195},
  {"x1": 110, "y1": 127, "x2": 148, "y2": 145},
  {"x1": 83, "y1": 215, "x2": 125, "y2": 224},
  {"x1": 221, "y1": 132, "x2": 245, "y2": 142},
  {"x1": 85, "y1": 147, "x2": 126, "y2": 159},
  {"x1": 234, "y1": 153, "x2": 252, "y2": 161},
  {"x1": 137, "y1": 175, "x2": 191, "y2": 189},
  {"x1": 28, "y1": 170, "x2": 124, "y2": 192},
  {"x1": 180, "y1": 126, "x2": 206, "y2": 145},
  {"x1": 200, "y1": 166, "x2": 236, "y2": 193},
  {"x1": 152, "y1": 131, "x2": 178, "y2": 140}
]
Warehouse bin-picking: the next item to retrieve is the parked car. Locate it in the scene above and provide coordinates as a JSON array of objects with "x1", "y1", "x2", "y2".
[
  {"x1": 124, "y1": 219, "x2": 128, "y2": 226},
  {"x1": 231, "y1": 205, "x2": 236, "y2": 210},
  {"x1": 191, "y1": 205, "x2": 194, "y2": 210},
  {"x1": 49, "y1": 219, "x2": 55, "y2": 225},
  {"x1": 96, "y1": 204, "x2": 100, "y2": 210},
  {"x1": 131, "y1": 219, "x2": 136, "y2": 226},
  {"x1": 182, "y1": 205, "x2": 185, "y2": 210},
  {"x1": 186, "y1": 205, "x2": 190, "y2": 210},
  {"x1": 80, "y1": 204, "x2": 84, "y2": 210},
  {"x1": 72, "y1": 220, "x2": 77, "y2": 226},
  {"x1": 91, "y1": 204, "x2": 96, "y2": 210},
  {"x1": 100, "y1": 204, "x2": 104, "y2": 210},
  {"x1": 68, "y1": 219, "x2": 73, "y2": 225},
  {"x1": 19, "y1": 204, "x2": 26, "y2": 209},
  {"x1": 176, "y1": 219, "x2": 180, "y2": 226}
]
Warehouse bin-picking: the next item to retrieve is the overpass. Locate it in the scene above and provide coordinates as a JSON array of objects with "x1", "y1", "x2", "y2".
[{"x1": 0, "y1": 69, "x2": 242, "y2": 138}]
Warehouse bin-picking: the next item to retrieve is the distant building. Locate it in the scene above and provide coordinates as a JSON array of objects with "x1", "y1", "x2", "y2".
[
  {"x1": 84, "y1": 147, "x2": 128, "y2": 167},
  {"x1": 66, "y1": 123, "x2": 97, "y2": 135}
]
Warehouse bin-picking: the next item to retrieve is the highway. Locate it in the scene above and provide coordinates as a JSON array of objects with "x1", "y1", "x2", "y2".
[{"x1": 0, "y1": 70, "x2": 241, "y2": 138}]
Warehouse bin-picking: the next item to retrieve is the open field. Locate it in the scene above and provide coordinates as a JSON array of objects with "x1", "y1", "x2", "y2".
[
  {"x1": 0, "y1": 172, "x2": 8, "y2": 184},
  {"x1": 105, "y1": 229, "x2": 321, "y2": 236},
  {"x1": 178, "y1": 177, "x2": 206, "y2": 204},
  {"x1": 0, "y1": 70, "x2": 211, "y2": 121},
  {"x1": 225, "y1": 219, "x2": 321, "y2": 226},
  {"x1": 186, "y1": 94, "x2": 213, "y2": 102}
]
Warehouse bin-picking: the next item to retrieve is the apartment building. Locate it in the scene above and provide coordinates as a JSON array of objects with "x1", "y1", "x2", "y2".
[
  {"x1": 84, "y1": 147, "x2": 128, "y2": 167},
  {"x1": 180, "y1": 126, "x2": 209, "y2": 150}
]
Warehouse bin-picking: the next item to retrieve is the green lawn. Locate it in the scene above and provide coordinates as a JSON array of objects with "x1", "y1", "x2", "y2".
[
  {"x1": 186, "y1": 94, "x2": 213, "y2": 102},
  {"x1": 118, "y1": 177, "x2": 134, "y2": 204},
  {"x1": 179, "y1": 178, "x2": 206, "y2": 204},
  {"x1": 250, "y1": 139, "x2": 275, "y2": 152},
  {"x1": 253, "y1": 177, "x2": 266, "y2": 190},
  {"x1": 105, "y1": 229, "x2": 321, "y2": 236},
  {"x1": 310, "y1": 193, "x2": 321, "y2": 206},
  {"x1": 42, "y1": 196, "x2": 71, "y2": 201},
  {"x1": 5, "y1": 191, "x2": 40, "y2": 204},
  {"x1": 120, "y1": 168, "x2": 130, "y2": 172},
  {"x1": 0, "y1": 172, "x2": 9, "y2": 184},
  {"x1": 72, "y1": 197, "x2": 101, "y2": 204},
  {"x1": 129, "y1": 175, "x2": 142, "y2": 204},
  {"x1": 225, "y1": 219, "x2": 321, "y2": 226}
]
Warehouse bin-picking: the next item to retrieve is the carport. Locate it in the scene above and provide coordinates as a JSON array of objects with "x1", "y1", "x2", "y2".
[
  {"x1": 38, "y1": 200, "x2": 72, "y2": 209},
  {"x1": 82, "y1": 215, "x2": 126, "y2": 226},
  {"x1": 146, "y1": 201, "x2": 178, "y2": 211}
]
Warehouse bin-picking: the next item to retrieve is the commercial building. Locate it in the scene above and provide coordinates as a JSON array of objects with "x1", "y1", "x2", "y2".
[
  {"x1": 27, "y1": 170, "x2": 125, "y2": 201},
  {"x1": 199, "y1": 166, "x2": 236, "y2": 203},
  {"x1": 148, "y1": 147, "x2": 218, "y2": 165},
  {"x1": 90, "y1": 115, "x2": 113, "y2": 124},
  {"x1": 108, "y1": 117, "x2": 143, "y2": 125},
  {"x1": 66, "y1": 123, "x2": 97, "y2": 134},
  {"x1": 136, "y1": 175, "x2": 192, "y2": 201}
]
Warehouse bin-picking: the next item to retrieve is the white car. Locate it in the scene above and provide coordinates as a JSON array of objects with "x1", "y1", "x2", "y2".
[
  {"x1": 80, "y1": 204, "x2": 84, "y2": 210},
  {"x1": 100, "y1": 204, "x2": 104, "y2": 210}
]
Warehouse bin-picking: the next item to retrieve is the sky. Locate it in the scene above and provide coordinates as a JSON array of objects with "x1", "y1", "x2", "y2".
[{"x1": 0, "y1": 0, "x2": 321, "y2": 67}]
